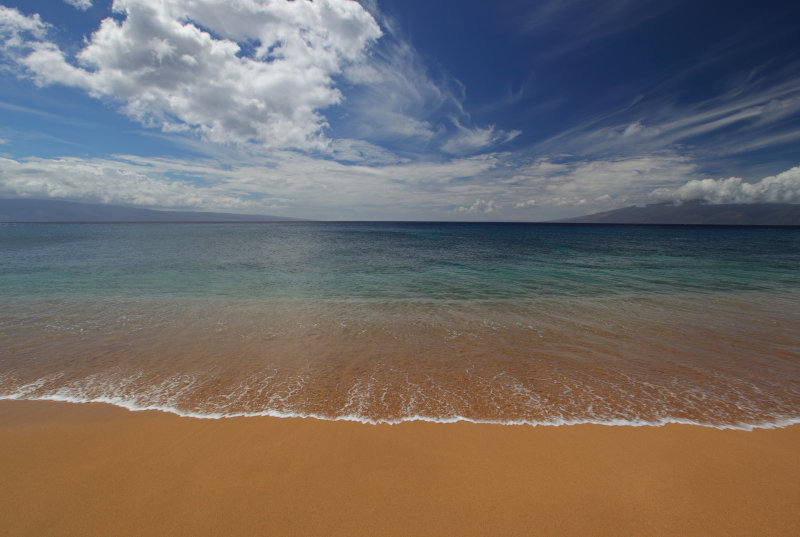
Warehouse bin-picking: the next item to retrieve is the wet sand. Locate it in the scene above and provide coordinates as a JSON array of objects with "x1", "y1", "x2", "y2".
[
  {"x1": 4, "y1": 293, "x2": 800, "y2": 426},
  {"x1": 1, "y1": 400, "x2": 798, "y2": 537}
]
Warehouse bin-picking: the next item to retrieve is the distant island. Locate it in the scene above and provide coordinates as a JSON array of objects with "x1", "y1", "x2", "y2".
[
  {"x1": 0, "y1": 199, "x2": 301, "y2": 223},
  {"x1": 560, "y1": 201, "x2": 800, "y2": 226},
  {"x1": 4, "y1": 197, "x2": 800, "y2": 225}
]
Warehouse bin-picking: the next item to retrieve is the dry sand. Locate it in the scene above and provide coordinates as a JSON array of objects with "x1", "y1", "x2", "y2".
[{"x1": 1, "y1": 399, "x2": 798, "y2": 536}]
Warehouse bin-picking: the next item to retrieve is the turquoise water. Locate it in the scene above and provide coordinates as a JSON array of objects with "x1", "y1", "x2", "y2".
[
  {"x1": 1, "y1": 223, "x2": 799, "y2": 427},
  {"x1": 1, "y1": 223, "x2": 798, "y2": 299}
]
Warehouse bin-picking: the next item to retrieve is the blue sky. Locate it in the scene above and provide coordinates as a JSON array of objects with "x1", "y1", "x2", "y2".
[{"x1": 0, "y1": 0, "x2": 799, "y2": 220}]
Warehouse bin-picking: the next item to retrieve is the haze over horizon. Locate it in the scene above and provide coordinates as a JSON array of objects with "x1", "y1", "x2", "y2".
[{"x1": 1, "y1": 0, "x2": 799, "y2": 221}]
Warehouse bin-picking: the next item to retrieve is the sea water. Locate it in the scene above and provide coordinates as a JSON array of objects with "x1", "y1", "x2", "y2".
[{"x1": 1, "y1": 222, "x2": 798, "y2": 428}]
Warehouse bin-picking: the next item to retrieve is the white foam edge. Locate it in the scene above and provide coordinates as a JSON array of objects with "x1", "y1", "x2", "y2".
[{"x1": 2, "y1": 393, "x2": 799, "y2": 431}]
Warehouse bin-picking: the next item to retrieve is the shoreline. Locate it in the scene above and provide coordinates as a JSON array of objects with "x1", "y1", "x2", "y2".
[
  {"x1": 2, "y1": 399, "x2": 799, "y2": 536},
  {"x1": 3, "y1": 396, "x2": 800, "y2": 430}
]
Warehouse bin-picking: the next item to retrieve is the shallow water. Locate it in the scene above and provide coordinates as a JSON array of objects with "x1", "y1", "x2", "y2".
[{"x1": 1, "y1": 223, "x2": 799, "y2": 428}]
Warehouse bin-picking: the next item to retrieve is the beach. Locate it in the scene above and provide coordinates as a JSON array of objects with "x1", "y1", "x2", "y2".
[
  {"x1": 2, "y1": 224, "x2": 799, "y2": 535},
  {"x1": 1, "y1": 399, "x2": 798, "y2": 537},
  {"x1": 3, "y1": 0, "x2": 800, "y2": 532},
  {"x1": 3, "y1": 224, "x2": 799, "y2": 429}
]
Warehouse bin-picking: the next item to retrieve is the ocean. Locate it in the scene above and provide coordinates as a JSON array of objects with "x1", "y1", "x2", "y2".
[{"x1": 1, "y1": 222, "x2": 798, "y2": 428}]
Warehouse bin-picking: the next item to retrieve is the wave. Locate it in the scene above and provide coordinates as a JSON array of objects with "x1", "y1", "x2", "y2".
[{"x1": 3, "y1": 391, "x2": 799, "y2": 432}]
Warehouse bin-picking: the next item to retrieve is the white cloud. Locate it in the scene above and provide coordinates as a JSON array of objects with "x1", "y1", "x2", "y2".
[
  {"x1": 0, "y1": 155, "x2": 254, "y2": 210},
  {"x1": 456, "y1": 199, "x2": 499, "y2": 214},
  {"x1": 613, "y1": 121, "x2": 661, "y2": 139},
  {"x1": 0, "y1": 6, "x2": 49, "y2": 53},
  {"x1": 441, "y1": 122, "x2": 521, "y2": 154},
  {"x1": 64, "y1": 0, "x2": 93, "y2": 11},
  {"x1": 651, "y1": 166, "x2": 800, "y2": 204},
  {"x1": 4, "y1": 1, "x2": 382, "y2": 150},
  {"x1": 0, "y1": 152, "x2": 502, "y2": 219},
  {"x1": 503, "y1": 155, "x2": 699, "y2": 210},
  {"x1": 2, "y1": 2, "x2": 515, "y2": 160},
  {"x1": 537, "y1": 73, "x2": 800, "y2": 160},
  {"x1": 333, "y1": 36, "x2": 447, "y2": 143},
  {"x1": 331, "y1": 12, "x2": 518, "y2": 155},
  {"x1": 327, "y1": 138, "x2": 405, "y2": 165},
  {"x1": 13, "y1": 151, "x2": 786, "y2": 220}
]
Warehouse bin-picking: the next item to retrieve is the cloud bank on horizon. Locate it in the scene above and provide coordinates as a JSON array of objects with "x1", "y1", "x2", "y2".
[{"x1": 0, "y1": 0, "x2": 798, "y2": 220}]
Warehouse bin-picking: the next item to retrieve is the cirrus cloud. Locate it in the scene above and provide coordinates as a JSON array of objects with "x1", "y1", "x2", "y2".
[
  {"x1": 64, "y1": 0, "x2": 93, "y2": 10},
  {"x1": 0, "y1": 151, "x2": 502, "y2": 219}
]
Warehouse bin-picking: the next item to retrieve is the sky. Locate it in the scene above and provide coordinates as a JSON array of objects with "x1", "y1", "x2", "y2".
[{"x1": 0, "y1": 0, "x2": 799, "y2": 220}]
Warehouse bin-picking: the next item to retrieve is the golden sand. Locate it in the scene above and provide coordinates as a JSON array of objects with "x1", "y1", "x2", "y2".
[{"x1": 1, "y1": 400, "x2": 798, "y2": 536}]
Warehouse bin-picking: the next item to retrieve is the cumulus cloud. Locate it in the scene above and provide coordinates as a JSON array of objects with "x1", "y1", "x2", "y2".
[
  {"x1": 11, "y1": 150, "x2": 781, "y2": 220},
  {"x1": 3, "y1": 1, "x2": 382, "y2": 150},
  {"x1": 2, "y1": 2, "x2": 514, "y2": 161},
  {"x1": 651, "y1": 166, "x2": 800, "y2": 204},
  {"x1": 456, "y1": 199, "x2": 499, "y2": 214},
  {"x1": 0, "y1": 6, "x2": 49, "y2": 52},
  {"x1": 0, "y1": 155, "x2": 254, "y2": 210},
  {"x1": 504, "y1": 155, "x2": 699, "y2": 210},
  {"x1": 64, "y1": 0, "x2": 93, "y2": 10}
]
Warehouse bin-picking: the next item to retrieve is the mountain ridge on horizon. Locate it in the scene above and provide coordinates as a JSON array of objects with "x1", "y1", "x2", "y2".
[
  {"x1": 0, "y1": 198, "x2": 302, "y2": 223},
  {"x1": 2, "y1": 197, "x2": 800, "y2": 225},
  {"x1": 559, "y1": 201, "x2": 800, "y2": 226}
]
